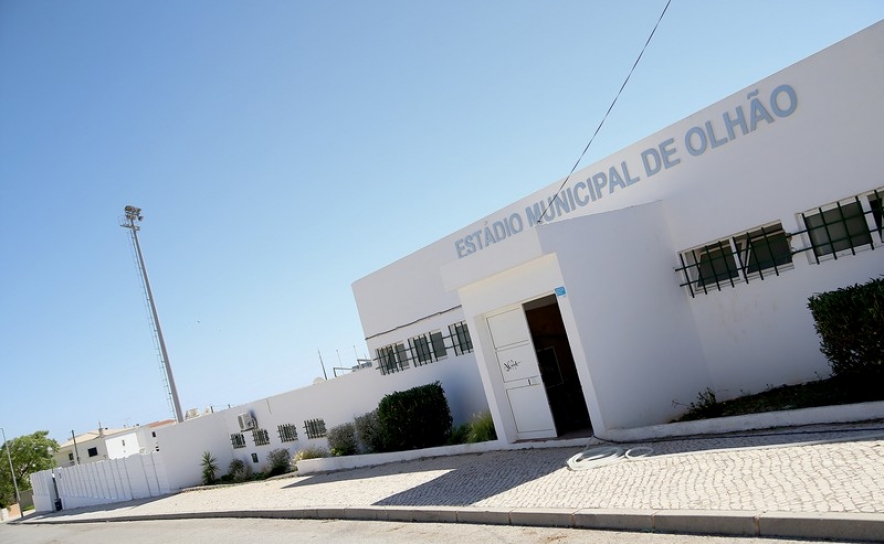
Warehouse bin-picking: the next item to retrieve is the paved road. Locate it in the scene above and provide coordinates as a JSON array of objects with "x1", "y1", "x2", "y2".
[
  {"x1": 17, "y1": 421, "x2": 884, "y2": 541},
  {"x1": 0, "y1": 518, "x2": 865, "y2": 544}
]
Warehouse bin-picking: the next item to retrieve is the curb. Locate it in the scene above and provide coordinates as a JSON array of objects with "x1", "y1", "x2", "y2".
[{"x1": 19, "y1": 507, "x2": 884, "y2": 541}]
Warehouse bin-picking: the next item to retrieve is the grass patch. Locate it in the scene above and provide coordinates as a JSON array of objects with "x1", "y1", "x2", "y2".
[{"x1": 673, "y1": 375, "x2": 884, "y2": 422}]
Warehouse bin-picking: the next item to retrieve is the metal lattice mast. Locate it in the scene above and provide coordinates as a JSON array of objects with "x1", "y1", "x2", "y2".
[{"x1": 121, "y1": 205, "x2": 184, "y2": 423}]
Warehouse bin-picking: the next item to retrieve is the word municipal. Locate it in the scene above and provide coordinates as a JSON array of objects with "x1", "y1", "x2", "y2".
[{"x1": 455, "y1": 84, "x2": 798, "y2": 259}]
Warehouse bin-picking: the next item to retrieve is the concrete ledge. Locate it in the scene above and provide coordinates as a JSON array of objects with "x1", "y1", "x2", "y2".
[
  {"x1": 653, "y1": 510, "x2": 757, "y2": 536},
  {"x1": 20, "y1": 506, "x2": 884, "y2": 542},
  {"x1": 759, "y1": 511, "x2": 884, "y2": 541},
  {"x1": 385, "y1": 506, "x2": 460, "y2": 524},
  {"x1": 336, "y1": 506, "x2": 389, "y2": 521},
  {"x1": 297, "y1": 441, "x2": 506, "y2": 475},
  {"x1": 507, "y1": 508, "x2": 574, "y2": 528},
  {"x1": 455, "y1": 508, "x2": 511, "y2": 525},
  {"x1": 573, "y1": 508, "x2": 654, "y2": 532},
  {"x1": 601, "y1": 401, "x2": 884, "y2": 442}
]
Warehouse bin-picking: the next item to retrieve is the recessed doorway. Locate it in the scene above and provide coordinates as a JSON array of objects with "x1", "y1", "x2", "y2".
[{"x1": 523, "y1": 295, "x2": 592, "y2": 436}]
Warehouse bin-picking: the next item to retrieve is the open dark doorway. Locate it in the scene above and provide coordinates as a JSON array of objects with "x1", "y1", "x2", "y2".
[{"x1": 523, "y1": 295, "x2": 592, "y2": 436}]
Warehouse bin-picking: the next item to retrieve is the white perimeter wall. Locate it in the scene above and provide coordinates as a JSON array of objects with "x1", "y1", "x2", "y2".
[
  {"x1": 156, "y1": 353, "x2": 488, "y2": 492},
  {"x1": 30, "y1": 453, "x2": 170, "y2": 513}
]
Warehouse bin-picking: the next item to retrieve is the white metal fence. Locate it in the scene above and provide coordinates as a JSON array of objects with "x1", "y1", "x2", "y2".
[{"x1": 31, "y1": 452, "x2": 170, "y2": 512}]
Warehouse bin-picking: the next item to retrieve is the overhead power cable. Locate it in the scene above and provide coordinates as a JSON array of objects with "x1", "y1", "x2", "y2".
[{"x1": 536, "y1": 0, "x2": 672, "y2": 223}]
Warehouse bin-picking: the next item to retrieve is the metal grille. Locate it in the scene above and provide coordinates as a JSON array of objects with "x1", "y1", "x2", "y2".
[
  {"x1": 251, "y1": 428, "x2": 270, "y2": 447},
  {"x1": 375, "y1": 323, "x2": 472, "y2": 376},
  {"x1": 677, "y1": 223, "x2": 793, "y2": 297},
  {"x1": 304, "y1": 418, "x2": 327, "y2": 439},
  {"x1": 449, "y1": 321, "x2": 473, "y2": 355},
  {"x1": 230, "y1": 433, "x2": 246, "y2": 449},
  {"x1": 376, "y1": 343, "x2": 408, "y2": 375},
  {"x1": 797, "y1": 189, "x2": 881, "y2": 262},
  {"x1": 277, "y1": 423, "x2": 298, "y2": 442}
]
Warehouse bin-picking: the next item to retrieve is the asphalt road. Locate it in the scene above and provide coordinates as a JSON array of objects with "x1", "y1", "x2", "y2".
[{"x1": 0, "y1": 519, "x2": 868, "y2": 544}]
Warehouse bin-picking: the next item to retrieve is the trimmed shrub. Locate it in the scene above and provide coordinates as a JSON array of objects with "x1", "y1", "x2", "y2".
[
  {"x1": 266, "y1": 448, "x2": 292, "y2": 476},
  {"x1": 377, "y1": 381, "x2": 452, "y2": 451},
  {"x1": 808, "y1": 277, "x2": 884, "y2": 378},
  {"x1": 326, "y1": 423, "x2": 359, "y2": 456},
  {"x1": 354, "y1": 410, "x2": 385, "y2": 453}
]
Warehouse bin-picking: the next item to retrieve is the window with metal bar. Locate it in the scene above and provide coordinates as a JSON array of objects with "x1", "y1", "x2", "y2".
[
  {"x1": 797, "y1": 188, "x2": 882, "y2": 262},
  {"x1": 376, "y1": 342, "x2": 408, "y2": 375},
  {"x1": 252, "y1": 428, "x2": 270, "y2": 446},
  {"x1": 871, "y1": 194, "x2": 883, "y2": 242},
  {"x1": 304, "y1": 418, "x2": 327, "y2": 439},
  {"x1": 677, "y1": 222, "x2": 793, "y2": 296},
  {"x1": 277, "y1": 423, "x2": 298, "y2": 442},
  {"x1": 230, "y1": 433, "x2": 246, "y2": 449},
  {"x1": 736, "y1": 224, "x2": 792, "y2": 276},
  {"x1": 409, "y1": 334, "x2": 434, "y2": 365},
  {"x1": 804, "y1": 202, "x2": 870, "y2": 257},
  {"x1": 449, "y1": 321, "x2": 473, "y2": 355},
  {"x1": 430, "y1": 331, "x2": 447, "y2": 360}
]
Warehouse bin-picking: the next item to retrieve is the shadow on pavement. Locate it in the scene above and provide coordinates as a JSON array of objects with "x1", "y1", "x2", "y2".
[{"x1": 284, "y1": 448, "x2": 582, "y2": 506}]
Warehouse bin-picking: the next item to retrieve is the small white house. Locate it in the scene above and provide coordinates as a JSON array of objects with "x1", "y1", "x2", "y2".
[
  {"x1": 54, "y1": 420, "x2": 176, "y2": 468},
  {"x1": 352, "y1": 21, "x2": 884, "y2": 443}
]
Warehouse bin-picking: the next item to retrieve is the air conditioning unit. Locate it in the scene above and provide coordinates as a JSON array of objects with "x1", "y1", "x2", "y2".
[{"x1": 237, "y1": 413, "x2": 256, "y2": 431}]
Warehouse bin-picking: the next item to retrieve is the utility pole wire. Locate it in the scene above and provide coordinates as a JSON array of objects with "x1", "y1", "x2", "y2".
[{"x1": 536, "y1": 0, "x2": 673, "y2": 224}]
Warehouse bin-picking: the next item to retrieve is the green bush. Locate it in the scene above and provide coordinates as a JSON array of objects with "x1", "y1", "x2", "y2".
[
  {"x1": 466, "y1": 411, "x2": 497, "y2": 443},
  {"x1": 266, "y1": 448, "x2": 292, "y2": 476},
  {"x1": 354, "y1": 410, "x2": 384, "y2": 453},
  {"x1": 326, "y1": 423, "x2": 359, "y2": 456},
  {"x1": 377, "y1": 381, "x2": 453, "y2": 451},
  {"x1": 226, "y1": 458, "x2": 250, "y2": 482},
  {"x1": 808, "y1": 277, "x2": 884, "y2": 379},
  {"x1": 676, "y1": 387, "x2": 723, "y2": 421},
  {"x1": 200, "y1": 451, "x2": 218, "y2": 485},
  {"x1": 448, "y1": 423, "x2": 470, "y2": 445}
]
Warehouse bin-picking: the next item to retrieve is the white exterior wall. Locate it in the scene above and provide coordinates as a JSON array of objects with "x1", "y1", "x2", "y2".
[
  {"x1": 155, "y1": 411, "x2": 230, "y2": 491},
  {"x1": 536, "y1": 203, "x2": 711, "y2": 431},
  {"x1": 104, "y1": 431, "x2": 140, "y2": 460},
  {"x1": 353, "y1": 21, "x2": 884, "y2": 435},
  {"x1": 155, "y1": 355, "x2": 488, "y2": 492}
]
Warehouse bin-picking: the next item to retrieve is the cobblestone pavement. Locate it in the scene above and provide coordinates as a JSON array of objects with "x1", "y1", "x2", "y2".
[{"x1": 32, "y1": 421, "x2": 884, "y2": 522}]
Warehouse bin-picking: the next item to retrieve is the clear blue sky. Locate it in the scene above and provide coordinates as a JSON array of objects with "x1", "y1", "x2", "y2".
[{"x1": 1, "y1": 1, "x2": 882, "y2": 443}]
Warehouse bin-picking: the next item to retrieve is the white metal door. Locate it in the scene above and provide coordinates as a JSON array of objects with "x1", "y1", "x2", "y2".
[{"x1": 486, "y1": 308, "x2": 556, "y2": 440}]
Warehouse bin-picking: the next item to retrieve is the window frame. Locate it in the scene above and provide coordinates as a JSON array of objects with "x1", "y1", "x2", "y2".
[
  {"x1": 798, "y1": 188, "x2": 882, "y2": 263},
  {"x1": 678, "y1": 221, "x2": 794, "y2": 297},
  {"x1": 376, "y1": 342, "x2": 408, "y2": 375},
  {"x1": 449, "y1": 321, "x2": 473, "y2": 355},
  {"x1": 251, "y1": 428, "x2": 270, "y2": 447},
  {"x1": 231, "y1": 433, "x2": 246, "y2": 449},
  {"x1": 303, "y1": 418, "x2": 327, "y2": 439},
  {"x1": 277, "y1": 423, "x2": 299, "y2": 443}
]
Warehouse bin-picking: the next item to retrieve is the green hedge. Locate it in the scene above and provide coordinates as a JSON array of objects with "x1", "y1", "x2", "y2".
[
  {"x1": 808, "y1": 277, "x2": 884, "y2": 378},
  {"x1": 377, "y1": 382, "x2": 452, "y2": 451}
]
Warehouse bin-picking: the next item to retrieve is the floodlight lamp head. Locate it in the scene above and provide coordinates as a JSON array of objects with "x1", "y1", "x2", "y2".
[{"x1": 124, "y1": 205, "x2": 143, "y2": 222}]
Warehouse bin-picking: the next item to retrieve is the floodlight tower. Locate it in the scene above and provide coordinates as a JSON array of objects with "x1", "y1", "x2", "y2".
[{"x1": 121, "y1": 205, "x2": 184, "y2": 423}]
